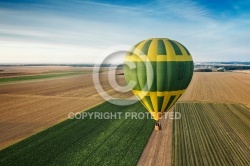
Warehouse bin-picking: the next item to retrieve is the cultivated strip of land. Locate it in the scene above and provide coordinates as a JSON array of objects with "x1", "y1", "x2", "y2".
[
  {"x1": 0, "y1": 70, "x2": 133, "y2": 149},
  {"x1": 0, "y1": 71, "x2": 87, "y2": 84},
  {"x1": 172, "y1": 102, "x2": 250, "y2": 166},
  {"x1": 0, "y1": 101, "x2": 154, "y2": 166},
  {"x1": 138, "y1": 72, "x2": 250, "y2": 166},
  {"x1": 180, "y1": 72, "x2": 250, "y2": 107}
]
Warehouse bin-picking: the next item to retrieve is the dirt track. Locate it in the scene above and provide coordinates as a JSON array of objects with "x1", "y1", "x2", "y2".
[{"x1": 137, "y1": 108, "x2": 173, "y2": 166}]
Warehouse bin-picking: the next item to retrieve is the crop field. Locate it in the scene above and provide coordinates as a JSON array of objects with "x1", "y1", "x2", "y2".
[
  {"x1": 0, "y1": 66, "x2": 133, "y2": 149},
  {"x1": 138, "y1": 71, "x2": 250, "y2": 166},
  {"x1": 0, "y1": 71, "x2": 85, "y2": 84},
  {"x1": 0, "y1": 66, "x2": 87, "y2": 77},
  {"x1": 180, "y1": 72, "x2": 250, "y2": 106},
  {"x1": 0, "y1": 101, "x2": 154, "y2": 166},
  {"x1": 1, "y1": 66, "x2": 250, "y2": 165},
  {"x1": 172, "y1": 102, "x2": 250, "y2": 166}
]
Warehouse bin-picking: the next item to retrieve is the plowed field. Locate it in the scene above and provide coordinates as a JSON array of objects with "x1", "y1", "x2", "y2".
[
  {"x1": 138, "y1": 72, "x2": 250, "y2": 166},
  {"x1": 0, "y1": 67, "x2": 133, "y2": 149}
]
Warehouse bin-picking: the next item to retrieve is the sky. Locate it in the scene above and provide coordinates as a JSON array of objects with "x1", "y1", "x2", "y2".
[{"x1": 0, "y1": 0, "x2": 250, "y2": 64}]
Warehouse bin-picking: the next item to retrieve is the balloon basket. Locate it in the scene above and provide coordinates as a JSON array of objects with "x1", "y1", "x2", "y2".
[
  {"x1": 154, "y1": 121, "x2": 161, "y2": 130},
  {"x1": 155, "y1": 125, "x2": 160, "y2": 130}
]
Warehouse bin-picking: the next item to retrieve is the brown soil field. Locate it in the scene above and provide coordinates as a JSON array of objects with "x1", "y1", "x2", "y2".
[
  {"x1": 138, "y1": 72, "x2": 250, "y2": 166},
  {"x1": 0, "y1": 66, "x2": 92, "y2": 78},
  {"x1": 0, "y1": 67, "x2": 132, "y2": 149},
  {"x1": 180, "y1": 72, "x2": 250, "y2": 107},
  {"x1": 233, "y1": 69, "x2": 250, "y2": 74}
]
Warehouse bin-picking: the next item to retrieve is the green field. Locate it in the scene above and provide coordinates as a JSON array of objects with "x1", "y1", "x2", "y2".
[
  {"x1": 0, "y1": 101, "x2": 154, "y2": 166},
  {"x1": 0, "y1": 71, "x2": 86, "y2": 84},
  {"x1": 172, "y1": 102, "x2": 250, "y2": 166}
]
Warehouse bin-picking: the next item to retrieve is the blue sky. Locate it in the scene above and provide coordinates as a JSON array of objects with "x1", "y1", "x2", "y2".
[{"x1": 0, "y1": 0, "x2": 250, "y2": 63}]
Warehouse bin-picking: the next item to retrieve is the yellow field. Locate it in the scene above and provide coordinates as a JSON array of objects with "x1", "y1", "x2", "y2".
[{"x1": 180, "y1": 72, "x2": 250, "y2": 106}]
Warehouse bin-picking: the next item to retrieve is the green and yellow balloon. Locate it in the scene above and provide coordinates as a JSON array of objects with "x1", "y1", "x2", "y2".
[{"x1": 124, "y1": 38, "x2": 193, "y2": 121}]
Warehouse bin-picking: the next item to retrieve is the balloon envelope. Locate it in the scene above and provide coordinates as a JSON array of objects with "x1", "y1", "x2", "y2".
[{"x1": 124, "y1": 38, "x2": 194, "y2": 120}]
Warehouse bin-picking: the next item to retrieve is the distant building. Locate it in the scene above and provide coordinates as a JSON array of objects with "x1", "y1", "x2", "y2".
[
  {"x1": 217, "y1": 67, "x2": 225, "y2": 72},
  {"x1": 194, "y1": 68, "x2": 212, "y2": 72}
]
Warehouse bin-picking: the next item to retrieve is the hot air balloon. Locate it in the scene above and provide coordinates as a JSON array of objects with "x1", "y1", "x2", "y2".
[{"x1": 124, "y1": 38, "x2": 193, "y2": 130}]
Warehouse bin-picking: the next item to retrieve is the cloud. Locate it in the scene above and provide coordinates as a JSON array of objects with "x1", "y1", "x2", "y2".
[
  {"x1": 0, "y1": 0, "x2": 249, "y2": 63},
  {"x1": 153, "y1": 0, "x2": 211, "y2": 21}
]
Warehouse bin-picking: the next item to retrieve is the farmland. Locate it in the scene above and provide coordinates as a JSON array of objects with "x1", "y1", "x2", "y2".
[
  {"x1": 0, "y1": 101, "x2": 155, "y2": 166},
  {"x1": 1, "y1": 66, "x2": 250, "y2": 165},
  {"x1": 0, "y1": 66, "x2": 86, "y2": 77},
  {"x1": 0, "y1": 71, "x2": 85, "y2": 84},
  {"x1": 172, "y1": 102, "x2": 250, "y2": 165},
  {"x1": 180, "y1": 72, "x2": 250, "y2": 106},
  {"x1": 138, "y1": 71, "x2": 250, "y2": 166},
  {"x1": 0, "y1": 66, "x2": 133, "y2": 149}
]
